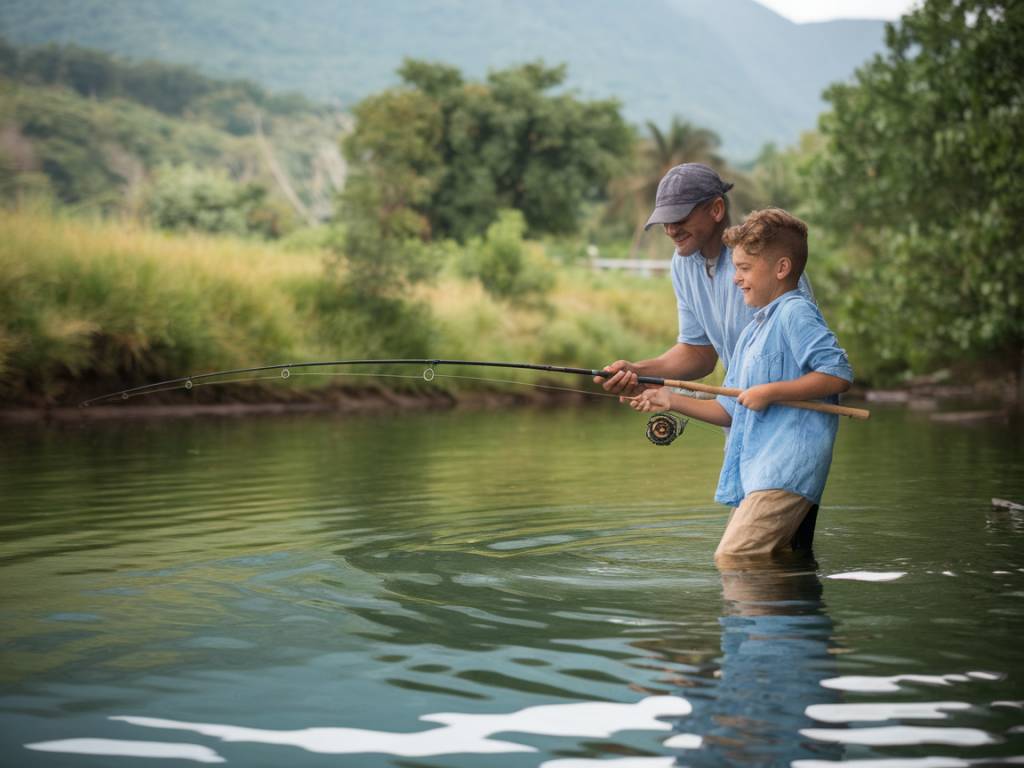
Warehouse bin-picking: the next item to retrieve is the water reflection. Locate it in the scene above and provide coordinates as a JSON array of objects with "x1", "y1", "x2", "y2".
[
  {"x1": 673, "y1": 555, "x2": 842, "y2": 766},
  {"x1": 21, "y1": 556, "x2": 847, "y2": 765}
]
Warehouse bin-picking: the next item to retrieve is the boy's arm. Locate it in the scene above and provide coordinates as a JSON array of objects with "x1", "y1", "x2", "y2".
[
  {"x1": 629, "y1": 387, "x2": 733, "y2": 427},
  {"x1": 741, "y1": 300, "x2": 853, "y2": 412},
  {"x1": 738, "y1": 372, "x2": 850, "y2": 412}
]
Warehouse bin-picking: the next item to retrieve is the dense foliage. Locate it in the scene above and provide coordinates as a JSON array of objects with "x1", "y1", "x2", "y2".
[
  {"x1": 145, "y1": 165, "x2": 291, "y2": 238},
  {"x1": 0, "y1": 39, "x2": 343, "y2": 224},
  {"x1": 342, "y1": 60, "x2": 632, "y2": 242},
  {"x1": 811, "y1": 0, "x2": 1023, "y2": 377},
  {"x1": 0, "y1": 37, "x2": 320, "y2": 131},
  {"x1": 0, "y1": 208, "x2": 675, "y2": 404}
]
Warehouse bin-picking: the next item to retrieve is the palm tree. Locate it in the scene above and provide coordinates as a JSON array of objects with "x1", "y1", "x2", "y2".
[
  {"x1": 616, "y1": 118, "x2": 727, "y2": 258},
  {"x1": 642, "y1": 118, "x2": 725, "y2": 200}
]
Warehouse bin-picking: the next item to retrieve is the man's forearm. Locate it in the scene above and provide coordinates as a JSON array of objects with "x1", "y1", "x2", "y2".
[{"x1": 633, "y1": 343, "x2": 718, "y2": 381}]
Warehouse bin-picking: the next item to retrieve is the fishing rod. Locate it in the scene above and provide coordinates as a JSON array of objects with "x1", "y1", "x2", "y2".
[
  {"x1": 80, "y1": 357, "x2": 870, "y2": 432},
  {"x1": 79, "y1": 358, "x2": 670, "y2": 407},
  {"x1": 80, "y1": 358, "x2": 711, "y2": 445}
]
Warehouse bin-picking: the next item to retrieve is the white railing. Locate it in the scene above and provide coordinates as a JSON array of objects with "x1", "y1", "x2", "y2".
[{"x1": 589, "y1": 257, "x2": 671, "y2": 275}]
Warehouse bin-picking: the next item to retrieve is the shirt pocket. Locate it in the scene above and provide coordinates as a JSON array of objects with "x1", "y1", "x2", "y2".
[{"x1": 748, "y1": 351, "x2": 783, "y2": 384}]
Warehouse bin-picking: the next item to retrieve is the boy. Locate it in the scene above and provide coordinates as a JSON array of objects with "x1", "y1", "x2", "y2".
[{"x1": 630, "y1": 209, "x2": 853, "y2": 560}]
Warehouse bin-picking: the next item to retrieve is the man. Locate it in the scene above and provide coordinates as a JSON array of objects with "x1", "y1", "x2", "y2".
[{"x1": 596, "y1": 163, "x2": 812, "y2": 394}]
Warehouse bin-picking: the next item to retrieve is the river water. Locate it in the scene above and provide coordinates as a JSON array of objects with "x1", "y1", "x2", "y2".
[{"x1": 2, "y1": 403, "x2": 1023, "y2": 767}]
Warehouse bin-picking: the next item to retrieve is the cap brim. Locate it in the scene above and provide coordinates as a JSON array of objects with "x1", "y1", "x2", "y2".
[{"x1": 643, "y1": 202, "x2": 698, "y2": 231}]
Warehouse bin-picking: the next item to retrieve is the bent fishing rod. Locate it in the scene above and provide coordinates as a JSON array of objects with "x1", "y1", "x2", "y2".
[{"x1": 79, "y1": 358, "x2": 870, "y2": 421}]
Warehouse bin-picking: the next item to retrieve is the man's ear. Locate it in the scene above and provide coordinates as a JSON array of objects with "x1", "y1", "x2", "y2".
[{"x1": 709, "y1": 197, "x2": 725, "y2": 223}]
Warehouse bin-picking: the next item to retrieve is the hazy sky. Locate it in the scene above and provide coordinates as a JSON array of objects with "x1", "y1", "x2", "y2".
[{"x1": 752, "y1": 0, "x2": 919, "y2": 23}]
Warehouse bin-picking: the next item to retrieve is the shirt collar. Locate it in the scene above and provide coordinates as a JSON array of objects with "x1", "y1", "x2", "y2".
[
  {"x1": 753, "y1": 289, "x2": 801, "y2": 323},
  {"x1": 675, "y1": 245, "x2": 730, "y2": 276}
]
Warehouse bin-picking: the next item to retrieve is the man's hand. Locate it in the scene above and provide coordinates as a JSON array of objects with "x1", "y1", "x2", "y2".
[
  {"x1": 628, "y1": 386, "x2": 672, "y2": 413},
  {"x1": 737, "y1": 384, "x2": 780, "y2": 412},
  {"x1": 595, "y1": 360, "x2": 644, "y2": 396}
]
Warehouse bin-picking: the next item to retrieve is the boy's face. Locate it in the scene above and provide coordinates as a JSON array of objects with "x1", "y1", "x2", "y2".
[
  {"x1": 662, "y1": 198, "x2": 723, "y2": 257},
  {"x1": 732, "y1": 246, "x2": 784, "y2": 308}
]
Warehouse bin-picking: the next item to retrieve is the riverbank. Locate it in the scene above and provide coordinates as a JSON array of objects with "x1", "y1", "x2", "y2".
[
  {"x1": 7, "y1": 380, "x2": 1015, "y2": 427},
  {"x1": 0, "y1": 207, "x2": 676, "y2": 407},
  {"x1": 0, "y1": 381, "x2": 611, "y2": 424},
  {"x1": 856, "y1": 370, "x2": 1020, "y2": 423}
]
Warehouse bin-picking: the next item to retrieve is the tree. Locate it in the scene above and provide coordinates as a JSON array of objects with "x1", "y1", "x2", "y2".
[
  {"x1": 811, "y1": 0, "x2": 1024, "y2": 382},
  {"x1": 341, "y1": 59, "x2": 632, "y2": 242},
  {"x1": 749, "y1": 136, "x2": 823, "y2": 215},
  {"x1": 324, "y1": 89, "x2": 443, "y2": 357}
]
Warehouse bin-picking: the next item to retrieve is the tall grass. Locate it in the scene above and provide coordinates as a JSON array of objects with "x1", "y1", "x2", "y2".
[
  {"x1": 0, "y1": 206, "x2": 679, "y2": 404},
  {"x1": 0, "y1": 206, "x2": 321, "y2": 401}
]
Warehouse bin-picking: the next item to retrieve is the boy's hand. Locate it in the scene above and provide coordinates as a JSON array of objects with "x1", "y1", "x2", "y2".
[
  {"x1": 628, "y1": 386, "x2": 672, "y2": 413},
  {"x1": 737, "y1": 384, "x2": 779, "y2": 411}
]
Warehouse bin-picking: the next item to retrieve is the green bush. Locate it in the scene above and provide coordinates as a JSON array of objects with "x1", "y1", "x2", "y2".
[
  {"x1": 459, "y1": 210, "x2": 553, "y2": 303},
  {"x1": 144, "y1": 164, "x2": 291, "y2": 238}
]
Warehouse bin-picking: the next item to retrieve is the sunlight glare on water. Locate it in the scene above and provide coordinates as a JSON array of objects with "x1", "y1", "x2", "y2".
[{"x1": 1, "y1": 404, "x2": 1023, "y2": 766}]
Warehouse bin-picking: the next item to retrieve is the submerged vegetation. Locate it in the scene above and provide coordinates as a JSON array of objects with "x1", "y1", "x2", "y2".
[{"x1": 1, "y1": 0, "x2": 1021, "y2": 407}]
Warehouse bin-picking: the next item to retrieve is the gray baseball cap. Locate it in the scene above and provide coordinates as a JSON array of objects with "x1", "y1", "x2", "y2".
[{"x1": 643, "y1": 163, "x2": 734, "y2": 230}]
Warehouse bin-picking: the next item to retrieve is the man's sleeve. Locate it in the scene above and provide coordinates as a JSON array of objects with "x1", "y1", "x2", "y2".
[
  {"x1": 716, "y1": 393, "x2": 737, "y2": 418},
  {"x1": 782, "y1": 302, "x2": 854, "y2": 382},
  {"x1": 671, "y1": 260, "x2": 711, "y2": 346},
  {"x1": 715, "y1": 339, "x2": 742, "y2": 417}
]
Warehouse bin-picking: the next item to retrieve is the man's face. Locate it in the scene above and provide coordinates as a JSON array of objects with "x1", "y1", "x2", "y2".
[
  {"x1": 662, "y1": 199, "x2": 721, "y2": 257},
  {"x1": 732, "y1": 246, "x2": 778, "y2": 308}
]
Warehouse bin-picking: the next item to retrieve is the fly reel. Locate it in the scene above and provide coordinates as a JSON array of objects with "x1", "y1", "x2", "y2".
[{"x1": 645, "y1": 413, "x2": 687, "y2": 446}]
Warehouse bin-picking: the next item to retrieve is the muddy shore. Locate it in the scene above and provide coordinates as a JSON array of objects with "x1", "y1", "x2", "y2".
[
  {"x1": 0, "y1": 384, "x2": 604, "y2": 424},
  {"x1": 2, "y1": 374, "x2": 1018, "y2": 425}
]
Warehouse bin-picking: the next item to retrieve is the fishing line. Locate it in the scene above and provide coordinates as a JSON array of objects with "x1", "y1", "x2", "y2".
[
  {"x1": 80, "y1": 358, "x2": 732, "y2": 443},
  {"x1": 431, "y1": 372, "x2": 623, "y2": 399},
  {"x1": 429, "y1": 372, "x2": 718, "y2": 436},
  {"x1": 109, "y1": 371, "x2": 429, "y2": 400},
  {"x1": 212, "y1": 368, "x2": 717, "y2": 436}
]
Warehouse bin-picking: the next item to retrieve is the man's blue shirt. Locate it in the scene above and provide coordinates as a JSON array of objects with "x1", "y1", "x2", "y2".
[
  {"x1": 671, "y1": 247, "x2": 814, "y2": 372},
  {"x1": 714, "y1": 291, "x2": 853, "y2": 507}
]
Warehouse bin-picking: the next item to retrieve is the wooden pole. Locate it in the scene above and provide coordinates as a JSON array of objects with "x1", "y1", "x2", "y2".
[{"x1": 664, "y1": 378, "x2": 871, "y2": 420}]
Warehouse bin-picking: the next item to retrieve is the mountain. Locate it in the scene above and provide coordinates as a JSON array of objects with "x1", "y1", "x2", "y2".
[
  {"x1": 0, "y1": 44, "x2": 347, "y2": 222},
  {"x1": 0, "y1": 0, "x2": 889, "y2": 159}
]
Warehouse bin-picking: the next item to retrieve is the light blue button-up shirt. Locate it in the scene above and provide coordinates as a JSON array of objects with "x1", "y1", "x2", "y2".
[
  {"x1": 671, "y1": 247, "x2": 814, "y2": 373},
  {"x1": 714, "y1": 290, "x2": 853, "y2": 507}
]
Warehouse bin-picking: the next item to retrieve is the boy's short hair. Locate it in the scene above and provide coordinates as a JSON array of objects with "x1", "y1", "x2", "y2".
[{"x1": 723, "y1": 208, "x2": 808, "y2": 277}]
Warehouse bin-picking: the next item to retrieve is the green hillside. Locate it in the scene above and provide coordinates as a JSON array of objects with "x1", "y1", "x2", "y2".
[
  {"x1": 0, "y1": 39, "x2": 347, "y2": 224},
  {"x1": 0, "y1": 0, "x2": 887, "y2": 159}
]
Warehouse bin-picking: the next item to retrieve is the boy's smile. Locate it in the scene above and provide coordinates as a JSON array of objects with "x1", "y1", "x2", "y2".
[{"x1": 732, "y1": 246, "x2": 788, "y2": 308}]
